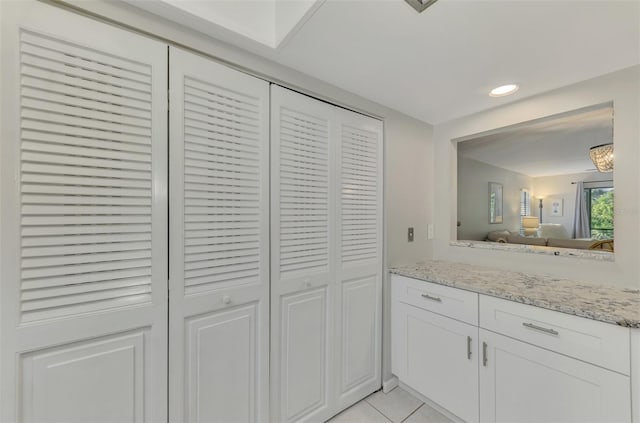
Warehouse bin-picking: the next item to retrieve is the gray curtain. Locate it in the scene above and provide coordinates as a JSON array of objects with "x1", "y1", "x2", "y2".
[{"x1": 572, "y1": 181, "x2": 590, "y2": 239}]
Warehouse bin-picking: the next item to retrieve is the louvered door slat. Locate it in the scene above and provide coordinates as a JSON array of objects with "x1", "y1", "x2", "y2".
[
  {"x1": 22, "y1": 131, "x2": 151, "y2": 154},
  {"x1": 184, "y1": 80, "x2": 260, "y2": 113},
  {"x1": 21, "y1": 52, "x2": 151, "y2": 92},
  {"x1": 185, "y1": 150, "x2": 258, "y2": 169},
  {"x1": 21, "y1": 294, "x2": 152, "y2": 324},
  {"x1": 22, "y1": 224, "x2": 150, "y2": 238},
  {"x1": 22, "y1": 99, "x2": 150, "y2": 129},
  {"x1": 185, "y1": 105, "x2": 259, "y2": 130},
  {"x1": 22, "y1": 232, "x2": 151, "y2": 248},
  {"x1": 22, "y1": 87, "x2": 152, "y2": 119},
  {"x1": 22, "y1": 141, "x2": 151, "y2": 163},
  {"x1": 23, "y1": 241, "x2": 151, "y2": 258},
  {"x1": 22, "y1": 173, "x2": 151, "y2": 188},
  {"x1": 184, "y1": 140, "x2": 259, "y2": 161},
  {"x1": 22, "y1": 267, "x2": 151, "y2": 291},
  {"x1": 21, "y1": 65, "x2": 151, "y2": 103},
  {"x1": 20, "y1": 31, "x2": 151, "y2": 75},
  {"x1": 22, "y1": 276, "x2": 151, "y2": 301},
  {"x1": 183, "y1": 90, "x2": 259, "y2": 117},
  {"x1": 184, "y1": 262, "x2": 259, "y2": 281},
  {"x1": 22, "y1": 76, "x2": 151, "y2": 112},
  {"x1": 23, "y1": 120, "x2": 150, "y2": 145},
  {"x1": 18, "y1": 29, "x2": 157, "y2": 323},
  {"x1": 185, "y1": 119, "x2": 259, "y2": 142}
]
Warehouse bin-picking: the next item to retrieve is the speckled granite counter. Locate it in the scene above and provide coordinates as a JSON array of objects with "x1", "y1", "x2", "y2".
[{"x1": 390, "y1": 261, "x2": 640, "y2": 328}]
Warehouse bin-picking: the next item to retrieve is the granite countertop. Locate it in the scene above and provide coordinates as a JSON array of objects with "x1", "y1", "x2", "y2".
[{"x1": 390, "y1": 260, "x2": 640, "y2": 328}]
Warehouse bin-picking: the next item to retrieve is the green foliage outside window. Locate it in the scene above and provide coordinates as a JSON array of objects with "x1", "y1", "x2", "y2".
[{"x1": 587, "y1": 188, "x2": 614, "y2": 240}]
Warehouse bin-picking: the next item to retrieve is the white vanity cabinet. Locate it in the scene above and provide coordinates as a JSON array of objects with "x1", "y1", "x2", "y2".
[
  {"x1": 391, "y1": 273, "x2": 634, "y2": 423},
  {"x1": 478, "y1": 295, "x2": 631, "y2": 423},
  {"x1": 479, "y1": 328, "x2": 630, "y2": 423},
  {"x1": 391, "y1": 276, "x2": 479, "y2": 422}
]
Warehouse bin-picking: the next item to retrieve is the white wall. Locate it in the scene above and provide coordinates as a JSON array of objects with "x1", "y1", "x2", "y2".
[
  {"x1": 457, "y1": 157, "x2": 532, "y2": 240},
  {"x1": 56, "y1": 0, "x2": 434, "y2": 386},
  {"x1": 533, "y1": 171, "x2": 612, "y2": 236},
  {"x1": 434, "y1": 66, "x2": 640, "y2": 288}
]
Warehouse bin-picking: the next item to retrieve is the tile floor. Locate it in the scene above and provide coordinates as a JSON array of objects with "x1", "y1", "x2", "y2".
[{"x1": 327, "y1": 386, "x2": 454, "y2": 423}]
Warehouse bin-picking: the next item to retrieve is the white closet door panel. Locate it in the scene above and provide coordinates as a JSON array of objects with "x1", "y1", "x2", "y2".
[
  {"x1": 270, "y1": 86, "x2": 336, "y2": 423},
  {"x1": 185, "y1": 304, "x2": 260, "y2": 423},
  {"x1": 279, "y1": 289, "x2": 330, "y2": 423},
  {"x1": 21, "y1": 331, "x2": 147, "y2": 423},
  {"x1": 1, "y1": 2, "x2": 168, "y2": 422},
  {"x1": 339, "y1": 276, "x2": 378, "y2": 392},
  {"x1": 334, "y1": 109, "x2": 383, "y2": 408},
  {"x1": 169, "y1": 47, "x2": 269, "y2": 423}
]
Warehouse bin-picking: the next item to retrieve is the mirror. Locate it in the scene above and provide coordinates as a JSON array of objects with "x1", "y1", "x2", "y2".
[
  {"x1": 489, "y1": 182, "x2": 503, "y2": 224},
  {"x1": 456, "y1": 103, "x2": 614, "y2": 254}
]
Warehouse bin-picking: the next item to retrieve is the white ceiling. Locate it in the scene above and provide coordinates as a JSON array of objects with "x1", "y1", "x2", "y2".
[
  {"x1": 123, "y1": 0, "x2": 322, "y2": 48},
  {"x1": 457, "y1": 105, "x2": 614, "y2": 177},
  {"x1": 127, "y1": 0, "x2": 640, "y2": 125}
]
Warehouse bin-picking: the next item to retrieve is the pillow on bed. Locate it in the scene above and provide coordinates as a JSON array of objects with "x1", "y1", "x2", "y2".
[{"x1": 487, "y1": 230, "x2": 511, "y2": 242}]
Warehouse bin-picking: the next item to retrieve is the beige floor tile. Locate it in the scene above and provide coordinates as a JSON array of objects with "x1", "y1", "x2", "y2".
[
  {"x1": 365, "y1": 387, "x2": 423, "y2": 423},
  {"x1": 402, "y1": 403, "x2": 454, "y2": 423},
  {"x1": 327, "y1": 401, "x2": 391, "y2": 423}
]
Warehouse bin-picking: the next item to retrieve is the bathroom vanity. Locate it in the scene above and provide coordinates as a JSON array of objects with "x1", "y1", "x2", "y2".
[{"x1": 390, "y1": 261, "x2": 640, "y2": 423}]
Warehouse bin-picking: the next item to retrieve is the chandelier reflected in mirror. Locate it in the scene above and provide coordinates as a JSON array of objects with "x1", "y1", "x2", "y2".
[{"x1": 589, "y1": 143, "x2": 614, "y2": 173}]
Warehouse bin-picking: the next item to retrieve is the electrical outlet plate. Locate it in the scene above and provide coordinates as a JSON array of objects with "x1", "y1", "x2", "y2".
[{"x1": 408, "y1": 227, "x2": 414, "y2": 242}]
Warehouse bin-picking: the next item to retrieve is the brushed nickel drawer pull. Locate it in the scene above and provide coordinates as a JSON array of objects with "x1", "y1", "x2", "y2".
[
  {"x1": 522, "y1": 322, "x2": 559, "y2": 336},
  {"x1": 467, "y1": 336, "x2": 472, "y2": 360},
  {"x1": 421, "y1": 293, "x2": 442, "y2": 302},
  {"x1": 482, "y1": 341, "x2": 488, "y2": 366}
]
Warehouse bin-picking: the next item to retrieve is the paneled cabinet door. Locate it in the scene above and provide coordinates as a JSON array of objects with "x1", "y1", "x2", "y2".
[
  {"x1": 0, "y1": 2, "x2": 168, "y2": 422},
  {"x1": 270, "y1": 86, "x2": 336, "y2": 423},
  {"x1": 479, "y1": 328, "x2": 631, "y2": 423},
  {"x1": 169, "y1": 47, "x2": 270, "y2": 423},
  {"x1": 394, "y1": 303, "x2": 479, "y2": 423},
  {"x1": 334, "y1": 108, "x2": 383, "y2": 409}
]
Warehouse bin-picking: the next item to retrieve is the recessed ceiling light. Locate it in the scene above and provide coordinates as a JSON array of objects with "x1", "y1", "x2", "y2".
[{"x1": 489, "y1": 84, "x2": 519, "y2": 97}]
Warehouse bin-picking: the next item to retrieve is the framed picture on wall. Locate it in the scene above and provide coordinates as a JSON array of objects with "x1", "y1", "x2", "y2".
[{"x1": 549, "y1": 197, "x2": 563, "y2": 217}]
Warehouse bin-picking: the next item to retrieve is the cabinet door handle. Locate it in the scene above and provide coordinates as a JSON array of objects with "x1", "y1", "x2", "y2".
[
  {"x1": 420, "y1": 293, "x2": 442, "y2": 302},
  {"x1": 467, "y1": 336, "x2": 472, "y2": 360},
  {"x1": 522, "y1": 322, "x2": 559, "y2": 336},
  {"x1": 482, "y1": 341, "x2": 488, "y2": 367}
]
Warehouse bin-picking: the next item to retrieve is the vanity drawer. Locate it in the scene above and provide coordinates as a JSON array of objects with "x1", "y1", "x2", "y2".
[
  {"x1": 392, "y1": 275, "x2": 478, "y2": 325},
  {"x1": 479, "y1": 295, "x2": 630, "y2": 375}
]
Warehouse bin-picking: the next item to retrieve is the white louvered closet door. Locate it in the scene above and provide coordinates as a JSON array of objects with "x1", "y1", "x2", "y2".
[
  {"x1": 334, "y1": 109, "x2": 383, "y2": 409},
  {"x1": 0, "y1": 2, "x2": 168, "y2": 422},
  {"x1": 270, "y1": 86, "x2": 337, "y2": 423},
  {"x1": 168, "y1": 47, "x2": 270, "y2": 423}
]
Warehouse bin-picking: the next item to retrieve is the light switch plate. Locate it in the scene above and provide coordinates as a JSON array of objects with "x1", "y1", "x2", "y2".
[
  {"x1": 427, "y1": 224, "x2": 434, "y2": 239},
  {"x1": 408, "y1": 227, "x2": 414, "y2": 242}
]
